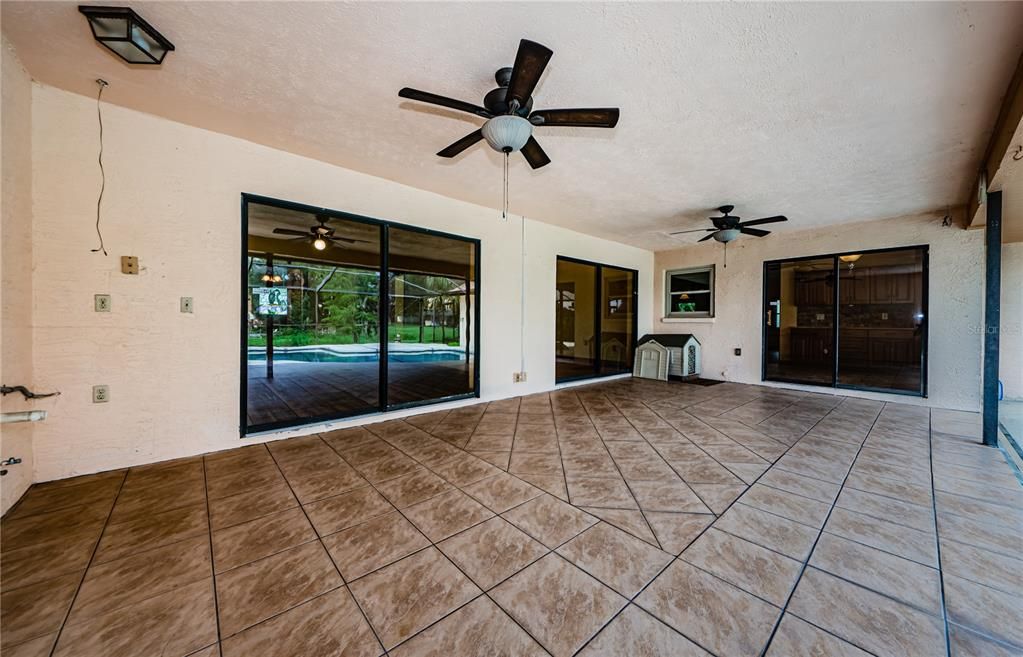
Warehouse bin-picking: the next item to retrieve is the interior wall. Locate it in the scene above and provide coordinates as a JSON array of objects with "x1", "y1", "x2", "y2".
[
  {"x1": 654, "y1": 212, "x2": 985, "y2": 411},
  {"x1": 1001, "y1": 242, "x2": 1023, "y2": 400},
  {"x1": 0, "y1": 38, "x2": 35, "y2": 513},
  {"x1": 28, "y1": 82, "x2": 653, "y2": 483}
]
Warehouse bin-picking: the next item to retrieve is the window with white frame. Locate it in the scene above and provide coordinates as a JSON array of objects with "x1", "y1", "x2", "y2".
[{"x1": 665, "y1": 266, "x2": 714, "y2": 318}]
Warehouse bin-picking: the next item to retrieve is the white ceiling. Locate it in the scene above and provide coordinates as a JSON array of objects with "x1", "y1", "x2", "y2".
[{"x1": 3, "y1": 1, "x2": 1022, "y2": 251}]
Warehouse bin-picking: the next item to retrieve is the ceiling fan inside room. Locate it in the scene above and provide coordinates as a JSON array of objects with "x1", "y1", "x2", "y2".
[
  {"x1": 272, "y1": 214, "x2": 371, "y2": 251},
  {"x1": 398, "y1": 39, "x2": 620, "y2": 170},
  {"x1": 671, "y1": 205, "x2": 788, "y2": 243}
]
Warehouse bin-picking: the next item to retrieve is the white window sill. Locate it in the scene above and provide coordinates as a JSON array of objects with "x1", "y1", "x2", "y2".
[{"x1": 661, "y1": 317, "x2": 716, "y2": 324}]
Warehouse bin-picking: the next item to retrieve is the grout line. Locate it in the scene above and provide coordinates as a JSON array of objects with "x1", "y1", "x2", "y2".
[
  {"x1": 572, "y1": 390, "x2": 663, "y2": 550},
  {"x1": 756, "y1": 401, "x2": 900, "y2": 657},
  {"x1": 263, "y1": 439, "x2": 388, "y2": 654},
  {"x1": 928, "y1": 409, "x2": 954, "y2": 657},
  {"x1": 200, "y1": 454, "x2": 224, "y2": 650},
  {"x1": 326, "y1": 417, "x2": 559, "y2": 657},
  {"x1": 45, "y1": 469, "x2": 129, "y2": 657}
]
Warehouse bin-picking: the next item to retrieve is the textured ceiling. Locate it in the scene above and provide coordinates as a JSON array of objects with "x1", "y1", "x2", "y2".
[{"x1": 3, "y1": 1, "x2": 1023, "y2": 251}]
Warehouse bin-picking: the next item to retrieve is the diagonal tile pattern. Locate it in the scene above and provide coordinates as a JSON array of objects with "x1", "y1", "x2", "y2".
[{"x1": 2, "y1": 378, "x2": 1021, "y2": 657}]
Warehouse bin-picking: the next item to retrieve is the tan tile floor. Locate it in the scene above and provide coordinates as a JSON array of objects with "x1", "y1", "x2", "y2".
[{"x1": 2, "y1": 378, "x2": 1022, "y2": 657}]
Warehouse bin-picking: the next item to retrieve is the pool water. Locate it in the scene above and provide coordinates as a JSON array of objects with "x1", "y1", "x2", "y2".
[{"x1": 248, "y1": 349, "x2": 464, "y2": 364}]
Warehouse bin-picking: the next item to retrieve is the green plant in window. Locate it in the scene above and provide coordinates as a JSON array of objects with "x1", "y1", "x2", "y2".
[{"x1": 678, "y1": 302, "x2": 697, "y2": 312}]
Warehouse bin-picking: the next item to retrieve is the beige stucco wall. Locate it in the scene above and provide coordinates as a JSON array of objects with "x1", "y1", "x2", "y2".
[
  {"x1": 27, "y1": 82, "x2": 653, "y2": 483},
  {"x1": 653, "y1": 212, "x2": 985, "y2": 411},
  {"x1": 1, "y1": 38, "x2": 35, "y2": 514}
]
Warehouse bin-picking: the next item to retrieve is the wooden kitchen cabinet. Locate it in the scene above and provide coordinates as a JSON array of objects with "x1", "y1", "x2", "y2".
[
  {"x1": 870, "y1": 269, "x2": 918, "y2": 304},
  {"x1": 795, "y1": 272, "x2": 833, "y2": 306},
  {"x1": 790, "y1": 329, "x2": 832, "y2": 362},
  {"x1": 839, "y1": 270, "x2": 871, "y2": 304}
]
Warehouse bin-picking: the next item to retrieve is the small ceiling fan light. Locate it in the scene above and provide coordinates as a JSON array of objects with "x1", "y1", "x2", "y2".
[
  {"x1": 78, "y1": 6, "x2": 175, "y2": 65},
  {"x1": 313, "y1": 238, "x2": 328, "y2": 251},
  {"x1": 481, "y1": 115, "x2": 532, "y2": 153},
  {"x1": 839, "y1": 254, "x2": 862, "y2": 263},
  {"x1": 713, "y1": 229, "x2": 740, "y2": 243}
]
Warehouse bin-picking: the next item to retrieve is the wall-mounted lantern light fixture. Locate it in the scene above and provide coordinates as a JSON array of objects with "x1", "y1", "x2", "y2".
[{"x1": 78, "y1": 6, "x2": 175, "y2": 64}]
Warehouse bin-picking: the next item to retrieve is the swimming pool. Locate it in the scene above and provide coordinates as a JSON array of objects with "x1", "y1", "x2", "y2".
[{"x1": 248, "y1": 349, "x2": 464, "y2": 364}]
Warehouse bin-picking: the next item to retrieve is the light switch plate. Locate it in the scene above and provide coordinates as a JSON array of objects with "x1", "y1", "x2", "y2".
[
  {"x1": 92, "y1": 385, "x2": 109, "y2": 403},
  {"x1": 94, "y1": 294, "x2": 111, "y2": 312},
  {"x1": 180, "y1": 297, "x2": 194, "y2": 313}
]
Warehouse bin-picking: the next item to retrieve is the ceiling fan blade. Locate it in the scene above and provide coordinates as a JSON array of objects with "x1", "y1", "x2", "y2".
[
  {"x1": 740, "y1": 227, "x2": 771, "y2": 237},
  {"x1": 739, "y1": 215, "x2": 787, "y2": 227},
  {"x1": 507, "y1": 39, "x2": 553, "y2": 107},
  {"x1": 272, "y1": 228, "x2": 311, "y2": 237},
  {"x1": 669, "y1": 228, "x2": 716, "y2": 235},
  {"x1": 531, "y1": 108, "x2": 620, "y2": 128},
  {"x1": 521, "y1": 136, "x2": 551, "y2": 169},
  {"x1": 332, "y1": 237, "x2": 373, "y2": 245},
  {"x1": 698, "y1": 233, "x2": 717, "y2": 242},
  {"x1": 437, "y1": 129, "x2": 484, "y2": 158},
  {"x1": 399, "y1": 88, "x2": 491, "y2": 118}
]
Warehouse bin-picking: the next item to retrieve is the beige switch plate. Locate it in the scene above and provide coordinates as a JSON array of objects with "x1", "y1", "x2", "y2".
[{"x1": 121, "y1": 256, "x2": 139, "y2": 275}]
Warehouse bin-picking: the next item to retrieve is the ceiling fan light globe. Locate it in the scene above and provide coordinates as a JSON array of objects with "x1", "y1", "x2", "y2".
[
  {"x1": 313, "y1": 238, "x2": 328, "y2": 251},
  {"x1": 714, "y1": 229, "x2": 740, "y2": 243},
  {"x1": 481, "y1": 115, "x2": 532, "y2": 153}
]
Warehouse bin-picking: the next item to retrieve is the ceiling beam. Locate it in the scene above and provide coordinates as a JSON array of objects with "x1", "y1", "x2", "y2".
[{"x1": 967, "y1": 48, "x2": 1023, "y2": 227}]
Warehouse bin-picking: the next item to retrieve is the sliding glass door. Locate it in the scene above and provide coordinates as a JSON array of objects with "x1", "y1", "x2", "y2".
[
  {"x1": 386, "y1": 227, "x2": 477, "y2": 407},
  {"x1": 763, "y1": 246, "x2": 927, "y2": 395},
  {"x1": 555, "y1": 256, "x2": 638, "y2": 383},
  {"x1": 242, "y1": 195, "x2": 480, "y2": 434}
]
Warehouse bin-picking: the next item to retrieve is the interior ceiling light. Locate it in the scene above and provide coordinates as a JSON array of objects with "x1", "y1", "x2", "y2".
[
  {"x1": 79, "y1": 5, "x2": 175, "y2": 65},
  {"x1": 481, "y1": 115, "x2": 533, "y2": 154},
  {"x1": 839, "y1": 254, "x2": 862, "y2": 263},
  {"x1": 313, "y1": 238, "x2": 328, "y2": 251}
]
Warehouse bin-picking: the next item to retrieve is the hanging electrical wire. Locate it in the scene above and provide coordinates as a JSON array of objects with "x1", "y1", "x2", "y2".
[{"x1": 91, "y1": 78, "x2": 109, "y2": 256}]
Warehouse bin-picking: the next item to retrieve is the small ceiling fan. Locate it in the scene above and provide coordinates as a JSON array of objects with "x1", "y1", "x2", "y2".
[
  {"x1": 398, "y1": 39, "x2": 620, "y2": 169},
  {"x1": 671, "y1": 205, "x2": 788, "y2": 243},
  {"x1": 272, "y1": 215, "x2": 371, "y2": 251}
]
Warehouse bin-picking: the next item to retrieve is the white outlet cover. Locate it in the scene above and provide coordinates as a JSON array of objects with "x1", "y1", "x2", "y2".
[
  {"x1": 181, "y1": 297, "x2": 194, "y2": 313},
  {"x1": 94, "y1": 294, "x2": 111, "y2": 312},
  {"x1": 92, "y1": 385, "x2": 109, "y2": 403}
]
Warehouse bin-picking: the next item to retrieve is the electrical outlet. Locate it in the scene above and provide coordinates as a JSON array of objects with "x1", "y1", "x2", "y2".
[
  {"x1": 513, "y1": 372, "x2": 527, "y2": 383},
  {"x1": 92, "y1": 385, "x2": 110, "y2": 403},
  {"x1": 120, "y1": 256, "x2": 139, "y2": 275},
  {"x1": 180, "y1": 297, "x2": 194, "y2": 313},
  {"x1": 94, "y1": 294, "x2": 111, "y2": 312},
  {"x1": 882, "y1": 312, "x2": 889, "y2": 320},
  {"x1": 734, "y1": 347, "x2": 742, "y2": 356}
]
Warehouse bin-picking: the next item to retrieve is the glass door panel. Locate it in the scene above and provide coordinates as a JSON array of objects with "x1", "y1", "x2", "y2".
[
  {"x1": 386, "y1": 227, "x2": 477, "y2": 407},
  {"x1": 556, "y1": 259, "x2": 598, "y2": 381},
  {"x1": 764, "y1": 257, "x2": 836, "y2": 385},
  {"x1": 600, "y1": 267, "x2": 636, "y2": 374},
  {"x1": 837, "y1": 248, "x2": 925, "y2": 393},
  {"x1": 245, "y1": 204, "x2": 381, "y2": 431}
]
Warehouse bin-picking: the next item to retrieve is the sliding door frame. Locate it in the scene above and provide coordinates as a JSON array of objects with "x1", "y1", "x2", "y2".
[
  {"x1": 555, "y1": 255, "x2": 639, "y2": 385},
  {"x1": 240, "y1": 193, "x2": 481, "y2": 436},
  {"x1": 761, "y1": 244, "x2": 929, "y2": 397}
]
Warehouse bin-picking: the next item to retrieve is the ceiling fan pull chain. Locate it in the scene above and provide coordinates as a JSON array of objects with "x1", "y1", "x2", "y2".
[
  {"x1": 502, "y1": 152, "x2": 510, "y2": 221},
  {"x1": 723, "y1": 241, "x2": 728, "y2": 268}
]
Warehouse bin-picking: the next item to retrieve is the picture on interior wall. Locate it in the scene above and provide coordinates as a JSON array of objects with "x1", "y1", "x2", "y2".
[
  {"x1": 762, "y1": 245, "x2": 928, "y2": 396},
  {"x1": 241, "y1": 194, "x2": 480, "y2": 434}
]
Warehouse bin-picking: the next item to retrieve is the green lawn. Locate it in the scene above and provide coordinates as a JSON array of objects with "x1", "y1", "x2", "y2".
[{"x1": 249, "y1": 325, "x2": 459, "y2": 347}]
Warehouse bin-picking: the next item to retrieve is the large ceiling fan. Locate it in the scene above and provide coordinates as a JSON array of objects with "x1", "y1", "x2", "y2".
[
  {"x1": 671, "y1": 205, "x2": 788, "y2": 243},
  {"x1": 398, "y1": 39, "x2": 620, "y2": 169},
  {"x1": 272, "y1": 214, "x2": 371, "y2": 251}
]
